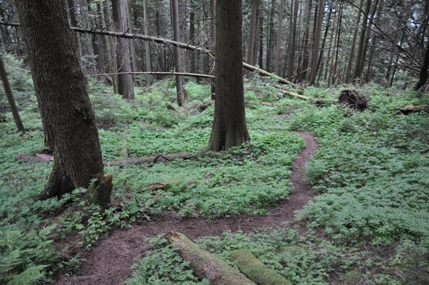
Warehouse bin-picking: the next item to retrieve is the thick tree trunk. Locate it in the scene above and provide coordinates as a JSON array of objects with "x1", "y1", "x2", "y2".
[
  {"x1": 414, "y1": 42, "x2": 429, "y2": 91},
  {"x1": 112, "y1": 0, "x2": 135, "y2": 99},
  {"x1": 210, "y1": 0, "x2": 249, "y2": 151},
  {"x1": 15, "y1": 0, "x2": 109, "y2": 201},
  {"x1": 0, "y1": 56, "x2": 24, "y2": 132}
]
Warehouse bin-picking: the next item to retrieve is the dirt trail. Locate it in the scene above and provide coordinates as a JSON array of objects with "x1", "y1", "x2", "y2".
[{"x1": 57, "y1": 131, "x2": 318, "y2": 285}]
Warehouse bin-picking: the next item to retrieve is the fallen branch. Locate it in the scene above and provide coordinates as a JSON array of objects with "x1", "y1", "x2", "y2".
[
  {"x1": 165, "y1": 232, "x2": 255, "y2": 285},
  {"x1": 89, "y1": 71, "x2": 215, "y2": 79},
  {"x1": 0, "y1": 21, "x2": 296, "y2": 87},
  {"x1": 230, "y1": 249, "x2": 292, "y2": 285},
  {"x1": 105, "y1": 152, "x2": 190, "y2": 166},
  {"x1": 15, "y1": 154, "x2": 54, "y2": 163}
]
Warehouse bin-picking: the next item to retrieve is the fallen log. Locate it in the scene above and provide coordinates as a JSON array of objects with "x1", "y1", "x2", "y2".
[
  {"x1": 106, "y1": 152, "x2": 189, "y2": 166},
  {"x1": 165, "y1": 232, "x2": 255, "y2": 285},
  {"x1": 15, "y1": 153, "x2": 54, "y2": 163},
  {"x1": 230, "y1": 249, "x2": 292, "y2": 285},
  {"x1": 399, "y1": 104, "x2": 429, "y2": 114}
]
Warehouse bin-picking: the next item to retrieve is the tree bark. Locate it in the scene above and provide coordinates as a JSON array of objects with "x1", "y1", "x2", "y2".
[
  {"x1": 345, "y1": 0, "x2": 364, "y2": 83},
  {"x1": 112, "y1": 0, "x2": 135, "y2": 99},
  {"x1": 165, "y1": 232, "x2": 255, "y2": 285},
  {"x1": 299, "y1": 0, "x2": 313, "y2": 82},
  {"x1": 0, "y1": 55, "x2": 24, "y2": 132},
  {"x1": 97, "y1": 0, "x2": 118, "y2": 92},
  {"x1": 14, "y1": 0, "x2": 110, "y2": 201},
  {"x1": 414, "y1": 42, "x2": 429, "y2": 90},
  {"x1": 209, "y1": 0, "x2": 250, "y2": 151},
  {"x1": 287, "y1": 0, "x2": 299, "y2": 80},
  {"x1": 352, "y1": 0, "x2": 372, "y2": 83},
  {"x1": 171, "y1": 0, "x2": 186, "y2": 106},
  {"x1": 142, "y1": 0, "x2": 153, "y2": 85},
  {"x1": 274, "y1": 0, "x2": 285, "y2": 75},
  {"x1": 309, "y1": 0, "x2": 325, "y2": 85},
  {"x1": 265, "y1": 0, "x2": 276, "y2": 72}
]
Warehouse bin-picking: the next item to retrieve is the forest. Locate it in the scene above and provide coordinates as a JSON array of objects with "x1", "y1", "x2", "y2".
[{"x1": 1, "y1": 0, "x2": 429, "y2": 284}]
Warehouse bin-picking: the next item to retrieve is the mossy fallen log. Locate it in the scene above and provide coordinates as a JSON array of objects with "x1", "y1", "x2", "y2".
[
  {"x1": 165, "y1": 232, "x2": 255, "y2": 285},
  {"x1": 399, "y1": 105, "x2": 429, "y2": 114},
  {"x1": 230, "y1": 249, "x2": 292, "y2": 285}
]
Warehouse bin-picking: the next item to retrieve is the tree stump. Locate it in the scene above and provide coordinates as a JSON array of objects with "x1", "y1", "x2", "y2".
[{"x1": 339, "y1": 89, "x2": 368, "y2": 111}]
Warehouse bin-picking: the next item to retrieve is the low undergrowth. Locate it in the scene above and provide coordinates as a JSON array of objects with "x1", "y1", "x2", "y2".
[{"x1": 2, "y1": 53, "x2": 429, "y2": 284}]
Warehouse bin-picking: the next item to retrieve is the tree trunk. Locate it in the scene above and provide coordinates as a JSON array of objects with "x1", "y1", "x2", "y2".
[
  {"x1": 246, "y1": 1, "x2": 260, "y2": 74},
  {"x1": 142, "y1": 0, "x2": 153, "y2": 85},
  {"x1": 14, "y1": 0, "x2": 110, "y2": 201},
  {"x1": 155, "y1": 0, "x2": 165, "y2": 72},
  {"x1": 299, "y1": 0, "x2": 313, "y2": 82},
  {"x1": 171, "y1": 0, "x2": 186, "y2": 106},
  {"x1": 265, "y1": 0, "x2": 276, "y2": 72},
  {"x1": 414, "y1": 42, "x2": 429, "y2": 90},
  {"x1": 287, "y1": 0, "x2": 299, "y2": 80},
  {"x1": 364, "y1": 0, "x2": 383, "y2": 83},
  {"x1": 112, "y1": 0, "x2": 135, "y2": 99},
  {"x1": 345, "y1": 0, "x2": 364, "y2": 83},
  {"x1": 352, "y1": 0, "x2": 372, "y2": 83},
  {"x1": 309, "y1": 0, "x2": 324, "y2": 85},
  {"x1": 0, "y1": 56, "x2": 24, "y2": 132},
  {"x1": 274, "y1": 0, "x2": 285, "y2": 75},
  {"x1": 210, "y1": 0, "x2": 250, "y2": 151},
  {"x1": 126, "y1": 0, "x2": 138, "y2": 82},
  {"x1": 97, "y1": 0, "x2": 118, "y2": 92},
  {"x1": 189, "y1": 1, "x2": 196, "y2": 75}
]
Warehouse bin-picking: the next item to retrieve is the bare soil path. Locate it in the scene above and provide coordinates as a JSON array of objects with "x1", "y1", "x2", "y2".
[{"x1": 57, "y1": 131, "x2": 318, "y2": 285}]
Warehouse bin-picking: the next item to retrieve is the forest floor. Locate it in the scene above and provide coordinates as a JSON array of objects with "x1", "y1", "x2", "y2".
[{"x1": 56, "y1": 131, "x2": 318, "y2": 285}]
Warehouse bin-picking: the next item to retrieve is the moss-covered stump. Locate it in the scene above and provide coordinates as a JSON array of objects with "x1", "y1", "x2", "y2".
[
  {"x1": 83, "y1": 174, "x2": 113, "y2": 209},
  {"x1": 165, "y1": 232, "x2": 255, "y2": 285},
  {"x1": 230, "y1": 249, "x2": 292, "y2": 285}
]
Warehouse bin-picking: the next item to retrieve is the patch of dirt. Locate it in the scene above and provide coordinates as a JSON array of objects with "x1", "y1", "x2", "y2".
[{"x1": 56, "y1": 131, "x2": 318, "y2": 285}]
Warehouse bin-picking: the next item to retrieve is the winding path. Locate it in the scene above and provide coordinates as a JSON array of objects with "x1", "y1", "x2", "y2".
[{"x1": 58, "y1": 132, "x2": 318, "y2": 285}]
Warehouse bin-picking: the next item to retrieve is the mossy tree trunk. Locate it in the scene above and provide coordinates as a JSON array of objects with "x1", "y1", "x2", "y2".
[
  {"x1": 209, "y1": 0, "x2": 250, "y2": 151},
  {"x1": 15, "y1": 0, "x2": 111, "y2": 203}
]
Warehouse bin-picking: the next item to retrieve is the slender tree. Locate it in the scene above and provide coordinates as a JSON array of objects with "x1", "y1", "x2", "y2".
[
  {"x1": 142, "y1": 0, "x2": 153, "y2": 85},
  {"x1": 171, "y1": 0, "x2": 186, "y2": 106},
  {"x1": 112, "y1": 0, "x2": 135, "y2": 98},
  {"x1": 414, "y1": 42, "x2": 429, "y2": 90},
  {"x1": 210, "y1": 0, "x2": 249, "y2": 151},
  {"x1": 14, "y1": 0, "x2": 111, "y2": 203},
  {"x1": 274, "y1": 0, "x2": 285, "y2": 75},
  {"x1": 0, "y1": 56, "x2": 24, "y2": 132},
  {"x1": 309, "y1": 0, "x2": 324, "y2": 85}
]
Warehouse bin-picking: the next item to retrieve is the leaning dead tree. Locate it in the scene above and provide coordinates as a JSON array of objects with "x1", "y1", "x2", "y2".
[{"x1": 0, "y1": 22, "x2": 296, "y2": 88}]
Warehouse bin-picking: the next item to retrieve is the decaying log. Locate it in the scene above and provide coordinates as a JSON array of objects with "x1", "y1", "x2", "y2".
[
  {"x1": 230, "y1": 249, "x2": 292, "y2": 285},
  {"x1": 15, "y1": 154, "x2": 54, "y2": 163},
  {"x1": 105, "y1": 152, "x2": 189, "y2": 166},
  {"x1": 165, "y1": 232, "x2": 256, "y2": 285},
  {"x1": 399, "y1": 105, "x2": 429, "y2": 114}
]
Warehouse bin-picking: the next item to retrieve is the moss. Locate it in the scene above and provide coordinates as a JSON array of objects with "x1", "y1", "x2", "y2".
[{"x1": 230, "y1": 249, "x2": 292, "y2": 285}]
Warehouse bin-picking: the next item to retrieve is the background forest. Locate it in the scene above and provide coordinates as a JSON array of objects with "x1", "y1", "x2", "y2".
[{"x1": 1, "y1": 0, "x2": 429, "y2": 284}]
